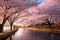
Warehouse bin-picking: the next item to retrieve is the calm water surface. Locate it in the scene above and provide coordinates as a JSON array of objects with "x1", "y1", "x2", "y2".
[{"x1": 11, "y1": 28, "x2": 60, "y2": 40}]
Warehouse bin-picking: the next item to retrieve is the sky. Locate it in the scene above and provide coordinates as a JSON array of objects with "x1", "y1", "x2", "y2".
[{"x1": 38, "y1": 0, "x2": 44, "y2": 3}]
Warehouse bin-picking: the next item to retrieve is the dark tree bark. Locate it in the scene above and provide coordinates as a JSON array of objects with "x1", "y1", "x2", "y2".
[
  {"x1": 10, "y1": 22, "x2": 13, "y2": 30},
  {"x1": 13, "y1": 26, "x2": 15, "y2": 29},
  {"x1": 0, "y1": 20, "x2": 6, "y2": 32},
  {"x1": 0, "y1": 15, "x2": 9, "y2": 32},
  {"x1": 0, "y1": 24, "x2": 3, "y2": 32},
  {"x1": 9, "y1": 13, "x2": 20, "y2": 30}
]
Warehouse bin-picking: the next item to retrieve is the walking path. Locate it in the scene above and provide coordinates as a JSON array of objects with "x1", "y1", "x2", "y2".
[{"x1": 0, "y1": 29, "x2": 18, "y2": 40}]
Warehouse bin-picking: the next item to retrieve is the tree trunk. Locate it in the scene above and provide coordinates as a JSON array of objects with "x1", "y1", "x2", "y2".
[
  {"x1": 10, "y1": 23, "x2": 13, "y2": 30},
  {"x1": 0, "y1": 24, "x2": 3, "y2": 32},
  {"x1": 0, "y1": 20, "x2": 6, "y2": 32},
  {"x1": 13, "y1": 26, "x2": 15, "y2": 29}
]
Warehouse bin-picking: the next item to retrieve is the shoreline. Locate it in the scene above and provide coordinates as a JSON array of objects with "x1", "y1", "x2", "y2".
[{"x1": 26, "y1": 27, "x2": 60, "y2": 33}]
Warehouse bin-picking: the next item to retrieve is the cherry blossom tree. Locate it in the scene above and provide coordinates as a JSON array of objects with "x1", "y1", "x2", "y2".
[
  {"x1": 0, "y1": 0, "x2": 39, "y2": 32},
  {"x1": 8, "y1": 10, "x2": 31, "y2": 30}
]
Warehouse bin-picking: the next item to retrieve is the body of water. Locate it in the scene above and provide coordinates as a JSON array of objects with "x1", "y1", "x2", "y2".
[{"x1": 10, "y1": 28, "x2": 60, "y2": 40}]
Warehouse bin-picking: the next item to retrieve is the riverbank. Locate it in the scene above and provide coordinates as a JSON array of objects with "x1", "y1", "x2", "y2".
[
  {"x1": 0, "y1": 29, "x2": 18, "y2": 40},
  {"x1": 26, "y1": 27, "x2": 60, "y2": 33}
]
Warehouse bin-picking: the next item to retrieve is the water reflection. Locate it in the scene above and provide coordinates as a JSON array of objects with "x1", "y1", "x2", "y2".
[{"x1": 12, "y1": 28, "x2": 60, "y2": 40}]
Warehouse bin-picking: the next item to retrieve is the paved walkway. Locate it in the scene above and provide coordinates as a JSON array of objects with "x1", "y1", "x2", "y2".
[{"x1": 0, "y1": 29, "x2": 18, "y2": 40}]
